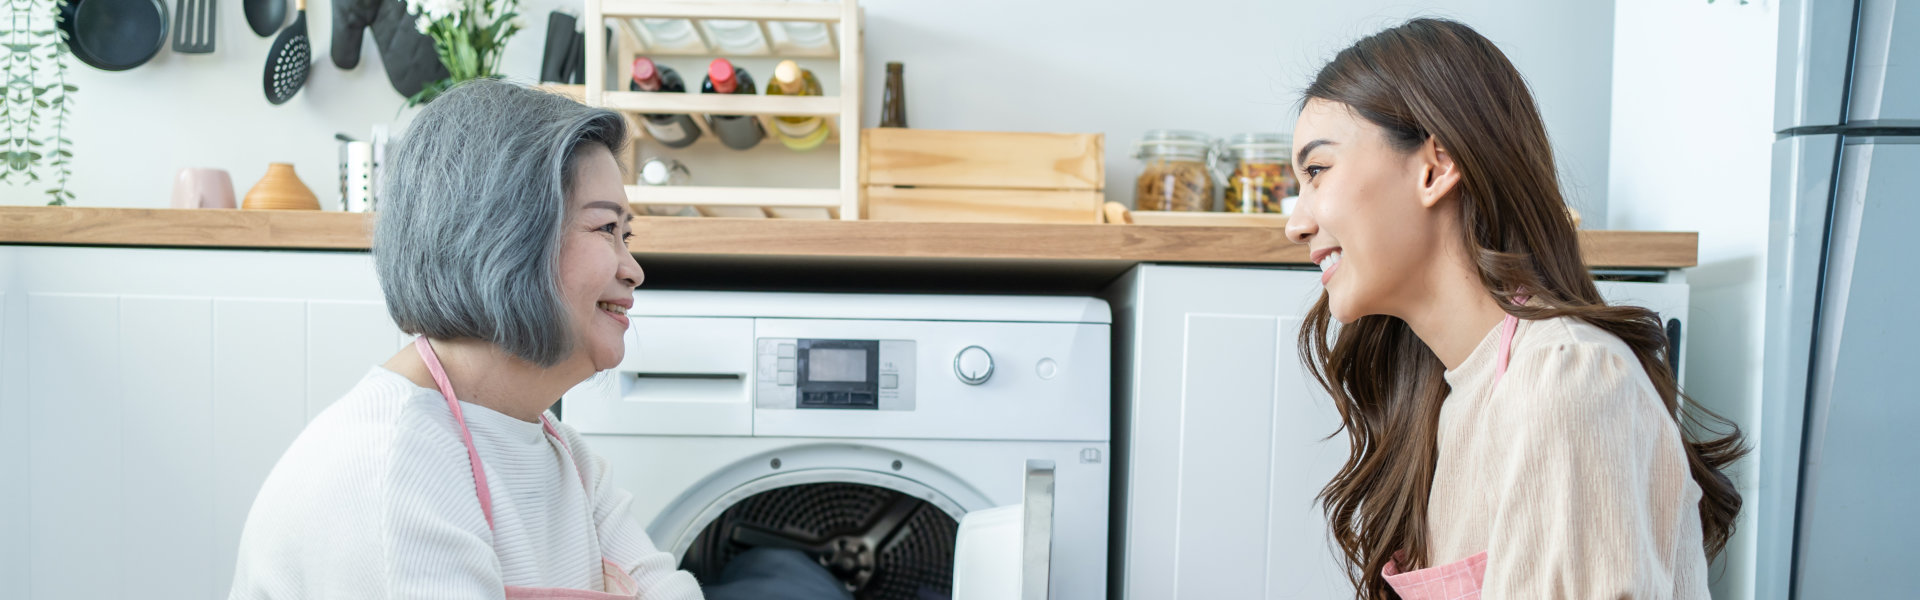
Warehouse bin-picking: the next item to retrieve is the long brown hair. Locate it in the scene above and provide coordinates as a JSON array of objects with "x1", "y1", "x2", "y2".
[{"x1": 1295, "y1": 19, "x2": 1746, "y2": 599}]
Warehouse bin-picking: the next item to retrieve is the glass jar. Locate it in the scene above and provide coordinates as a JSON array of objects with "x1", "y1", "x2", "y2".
[
  {"x1": 1219, "y1": 133, "x2": 1298, "y2": 214},
  {"x1": 1134, "y1": 130, "x2": 1215, "y2": 212}
]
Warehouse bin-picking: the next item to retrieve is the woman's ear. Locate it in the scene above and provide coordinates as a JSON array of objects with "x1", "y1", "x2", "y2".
[{"x1": 1417, "y1": 136, "x2": 1462, "y2": 209}]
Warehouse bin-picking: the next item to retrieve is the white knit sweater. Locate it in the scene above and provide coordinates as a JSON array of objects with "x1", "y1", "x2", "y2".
[
  {"x1": 1428, "y1": 316, "x2": 1710, "y2": 599},
  {"x1": 229, "y1": 367, "x2": 703, "y2": 600}
]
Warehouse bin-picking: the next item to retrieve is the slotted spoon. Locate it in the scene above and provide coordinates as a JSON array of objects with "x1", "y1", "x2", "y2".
[{"x1": 262, "y1": 0, "x2": 309, "y2": 104}]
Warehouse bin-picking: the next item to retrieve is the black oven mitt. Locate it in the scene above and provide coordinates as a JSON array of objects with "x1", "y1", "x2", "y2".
[{"x1": 331, "y1": 0, "x2": 451, "y2": 98}]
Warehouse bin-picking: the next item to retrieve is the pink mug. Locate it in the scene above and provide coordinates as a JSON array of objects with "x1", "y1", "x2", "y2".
[{"x1": 171, "y1": 168, "x2": 237, "y2": 209}]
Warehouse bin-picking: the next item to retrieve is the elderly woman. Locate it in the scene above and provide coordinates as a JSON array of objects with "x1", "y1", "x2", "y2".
[{"x1": 229, "y1": 81, "x2": 848, "y2": 600}]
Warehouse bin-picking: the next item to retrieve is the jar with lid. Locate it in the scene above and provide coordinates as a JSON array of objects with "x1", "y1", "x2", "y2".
[
  {"x1": 1218, "y1": 133, "x2": 1298, "y2": 214},
  {"x1": 1133, "y1": 130, "x2": 1215, "y2": 212}
]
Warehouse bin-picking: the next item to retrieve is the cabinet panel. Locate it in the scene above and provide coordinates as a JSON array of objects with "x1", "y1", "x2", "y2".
[
  {"x1": 210, "y1": 299, "x2": 310, "y2": 591},
  {"x1": 1171, "y1": 314, "x2": 1279, "y2": 597},
  {"x1": 1111, "y1": 265, "x2": 1346, "y2": 600},
  {"x1": 3, "y1": 247, "x2": 410, "y2": 597},
  {"x1": 305, "y1": 300, "x2": 402, "y2": 419},
  {"x1": 118, "y1": 296, "x2": 217, "y2": 598},
  {"x1": 27, "y1": 294, "x2": 122, "y2": 600},
  {"x1": 0, "y1": 284, "x2": 22, "y2": 600}
]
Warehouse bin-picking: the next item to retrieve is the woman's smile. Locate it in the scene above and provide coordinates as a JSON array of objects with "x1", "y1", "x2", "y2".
[
  {"x1": 596, "y1": 300, "x2": 630, "y2": 328},
  {"x1": 1313, "y1": 246, "x2": 1344, "y2": 285}
]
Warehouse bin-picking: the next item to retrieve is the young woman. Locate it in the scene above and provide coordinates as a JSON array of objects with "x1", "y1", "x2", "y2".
[{"x1": 1283, "y1": 19, "x2": 1746, "y2": 599}]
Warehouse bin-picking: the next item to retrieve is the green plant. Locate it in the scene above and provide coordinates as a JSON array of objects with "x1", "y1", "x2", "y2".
[
  {"x1": 2, "y1": 0, "x2": 75, "y2": 205},
  {"x1": 405, "y1": 0, "x2": 523, "y2": 106}
]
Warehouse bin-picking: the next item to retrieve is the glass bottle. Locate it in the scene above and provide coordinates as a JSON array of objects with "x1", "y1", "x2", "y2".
[
  {"x1": 880, "y1": 62, "x2": 907, "y2": 128},
  {"x1": 701, "y1": 58, "x2": 765, "y2": 150},
  {"x1": 766, "y1": 60, "x2": 829, "y2": 152},
  {"x1": 629, "y1": 57, "x2": 701, "y2": 149}
]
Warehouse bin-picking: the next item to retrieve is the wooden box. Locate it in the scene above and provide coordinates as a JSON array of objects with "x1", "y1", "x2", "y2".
[{"x1": 860, "y1": 129, "x2": 1104, "y2": 223}]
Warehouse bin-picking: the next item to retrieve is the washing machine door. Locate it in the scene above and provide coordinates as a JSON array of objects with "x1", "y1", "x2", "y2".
[
  {"x1": 648, "y1": 444, "x2": 995, "y2": 600},
  {"x1": 952, "y1": 460, "x2": 1055, "y2": 600}
]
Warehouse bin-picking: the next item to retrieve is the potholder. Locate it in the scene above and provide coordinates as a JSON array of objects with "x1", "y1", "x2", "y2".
[{"x1": 332, "y1": 0, "x2": 450, "y2": 98}]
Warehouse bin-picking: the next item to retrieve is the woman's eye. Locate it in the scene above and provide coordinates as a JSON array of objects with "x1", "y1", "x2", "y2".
[
  {"x1": 621, "y1": 232, "x2": 635, "y2": 243},
  {"x1": 597, "y1": 222, "x2": 619, "y2": 235},
  {"x1": 1304, "y1": 165, "x2": 1328, "y2": 182}
]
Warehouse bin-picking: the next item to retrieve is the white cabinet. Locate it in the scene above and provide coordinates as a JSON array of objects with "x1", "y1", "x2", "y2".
[
  {"x1": 1106, "y1": 265, "x2": 1349, "y2": 600},
  {"x1": 1104, "y1": 264, "x2": 1692, "y2": 599},
  {"x1": 0, "y1": 246, "x2": 404, "y2": 599}
]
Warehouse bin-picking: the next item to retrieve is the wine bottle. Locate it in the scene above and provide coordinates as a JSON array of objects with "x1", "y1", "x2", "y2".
[
  {"x1": 767, "y1": 60, "x2": 828, "y2": 152},
  {"x1": 701, "y1": 58, "x2": 765, "y2": 150},
  {"x1": 630, "y1": 57, "x2": 701, "y2": 149},
  {"x1": 880, "y1": 62, "x2": 907, "y2": 128}
]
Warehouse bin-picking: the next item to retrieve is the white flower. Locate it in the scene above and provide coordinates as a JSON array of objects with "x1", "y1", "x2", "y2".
[
  {"x1": 415, "y1": 15, "x2": 431, "y2": 34},
  {"x1": 406, "y1": 0, "x2": 463, "y2": 25}
]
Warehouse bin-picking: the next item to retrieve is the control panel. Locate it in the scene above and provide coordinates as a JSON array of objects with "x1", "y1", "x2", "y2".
[{"x1": 756, "y1": 338, "x2": 916, "y2": 411}]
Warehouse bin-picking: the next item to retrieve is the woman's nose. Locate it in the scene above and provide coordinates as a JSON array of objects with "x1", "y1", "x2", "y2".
[
  {"x1": 1284, "y1": 197, "x2": 1318, "y2": 245},
  {"x1": 618, "y1": 251, "x2": 645, "y2": 289}
]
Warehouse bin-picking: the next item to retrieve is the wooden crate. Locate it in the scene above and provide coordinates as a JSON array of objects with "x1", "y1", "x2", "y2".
[{"x1": 861, "y1": 129, "x2": 1104, "y2": 223}]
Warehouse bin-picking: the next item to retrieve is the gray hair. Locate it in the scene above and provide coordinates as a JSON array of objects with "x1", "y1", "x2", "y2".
[{"x1": 374, "y1": 79, "x2": 628, "y2": 367}]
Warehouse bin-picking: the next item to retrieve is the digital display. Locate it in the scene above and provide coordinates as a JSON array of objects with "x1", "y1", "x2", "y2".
[{"x1": 808, "y1": 348, "x2": 867, "y2": 382}]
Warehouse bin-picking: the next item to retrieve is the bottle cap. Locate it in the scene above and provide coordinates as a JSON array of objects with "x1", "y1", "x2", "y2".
[
  {"x1": 708, "y1": 58, "x2": 737, "y2": 93},
  {"x1": 630, "y1": 57, "x2": 660, "y2": 91},
  {"x1": 773, "y1": 60, "x2": 806, "y2": 94}
]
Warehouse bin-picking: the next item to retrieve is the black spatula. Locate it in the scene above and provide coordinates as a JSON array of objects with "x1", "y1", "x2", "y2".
[
  {"x1": 172, "y1": 0, "x2": 215, "y2": 53},
  {"x1": 262, "y1": 0, "x2": 310, "y2": 104}
]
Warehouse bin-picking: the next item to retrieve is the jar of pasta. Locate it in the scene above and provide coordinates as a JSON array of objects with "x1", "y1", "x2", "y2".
[
  {"x1": 1219, "y1": 133, "x2": 1298, "y2": 214},
  {"x1": 1133, "y1": 130, "x2": 1215, "y2": 212}
]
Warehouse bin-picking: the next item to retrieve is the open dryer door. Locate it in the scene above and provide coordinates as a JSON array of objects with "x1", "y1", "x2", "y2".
[{"x1": 952, "y1": 460, "x2": 1055, "y2": 600}]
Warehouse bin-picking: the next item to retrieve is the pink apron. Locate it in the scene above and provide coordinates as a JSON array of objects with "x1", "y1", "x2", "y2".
[
  {"x1": 415, "y1": 336, "x2": 643, "y2": 600},
  {"x1": 1381, "y1": 307, "x2": 1524, "y2": 600}
]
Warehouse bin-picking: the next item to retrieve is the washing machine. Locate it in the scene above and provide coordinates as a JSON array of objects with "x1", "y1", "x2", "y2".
[{"x1": 560, "y1": 291, "x2": 1111, "y2": 600}]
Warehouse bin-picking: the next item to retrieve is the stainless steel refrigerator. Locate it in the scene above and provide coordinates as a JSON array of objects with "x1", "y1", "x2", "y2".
[{"x1": 1761, "y1": 0, "x2": 1919, "y2": 598}]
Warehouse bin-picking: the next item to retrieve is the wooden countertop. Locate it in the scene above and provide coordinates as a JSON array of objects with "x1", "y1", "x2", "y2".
[{"x1": 0, "y1": 207, "x2": 1696, "y2": 291}]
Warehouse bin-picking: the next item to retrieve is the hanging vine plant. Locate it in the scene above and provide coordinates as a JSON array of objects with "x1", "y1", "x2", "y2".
[{"x1": 3, "y1": 0, "x2": 77, "y2": 205}]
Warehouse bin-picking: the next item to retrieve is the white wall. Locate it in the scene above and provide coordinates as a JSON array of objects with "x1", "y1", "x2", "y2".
[
  {"x1": 1607, "y1": 1, "x2": 1778, "y2": 599},
  {"x1": 5, "y1": 0, "x2": 1617, "y2": 222}
]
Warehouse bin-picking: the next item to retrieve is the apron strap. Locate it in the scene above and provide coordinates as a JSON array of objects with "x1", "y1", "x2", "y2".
[
  {"x1": 415, "y1": 335, "x2": 498, "y2": 531},
  {"x1": 1491, "y1": 296, "x2": 1531, "y2": 386},
  {"x1": 414, "y1": 336, "x2": 591, "y2": 533}
]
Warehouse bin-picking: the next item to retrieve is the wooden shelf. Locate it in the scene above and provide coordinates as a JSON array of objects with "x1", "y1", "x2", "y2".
[
  {"x1": 600, "y1": 91, "x2": 842, "y2": 116},
  {"x1": 541, "y1": 84, "x2": 843, "y2": 148},
  {"x1": 0, "y1": 207, "x2": 1699, "y2": 270},
  {"x1": 584, "y1": 0, "x2": 862, "y2": 219},
  {"x1": 599, "y1": 0, "x2": 842, "y2": 21},
  {"x1": 625, "y1": 186, "x2": 841, "y2": 209}
]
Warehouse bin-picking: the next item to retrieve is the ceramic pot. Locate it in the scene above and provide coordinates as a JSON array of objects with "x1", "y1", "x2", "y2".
[
  {"x1": 170, "y1": 168, "x2": 237, "y2": 209},
  {"x1": 243, "y1": 163, "x2": 321, "y2": 210}
]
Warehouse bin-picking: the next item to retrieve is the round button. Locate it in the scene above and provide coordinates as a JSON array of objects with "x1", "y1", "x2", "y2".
[
  {"x1": 954, "y1": 346, "x2": 994, "y2": 385},
  {"x1": 1036, "y1": 358, "x2": 1058, "y2": 380}
]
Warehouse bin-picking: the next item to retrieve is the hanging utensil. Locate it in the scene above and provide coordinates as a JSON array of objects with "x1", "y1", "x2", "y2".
[
  {"x1": 171, "y1": 0, "x2": 215, "y2": 53},
  {"x1": 244, "y1": 0, "x2": 284, "y2": 37},
  {"x1": 62, "y1": 0, "x2": 168, "y2": 71},
  {"x1": 262, "y1": 0, "x2": 310, "y2": 105}
]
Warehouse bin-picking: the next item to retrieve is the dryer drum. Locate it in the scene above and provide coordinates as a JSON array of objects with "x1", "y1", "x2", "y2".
[{"x1": 682, "y1": 482, "x2": 957, "y2": 600}]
